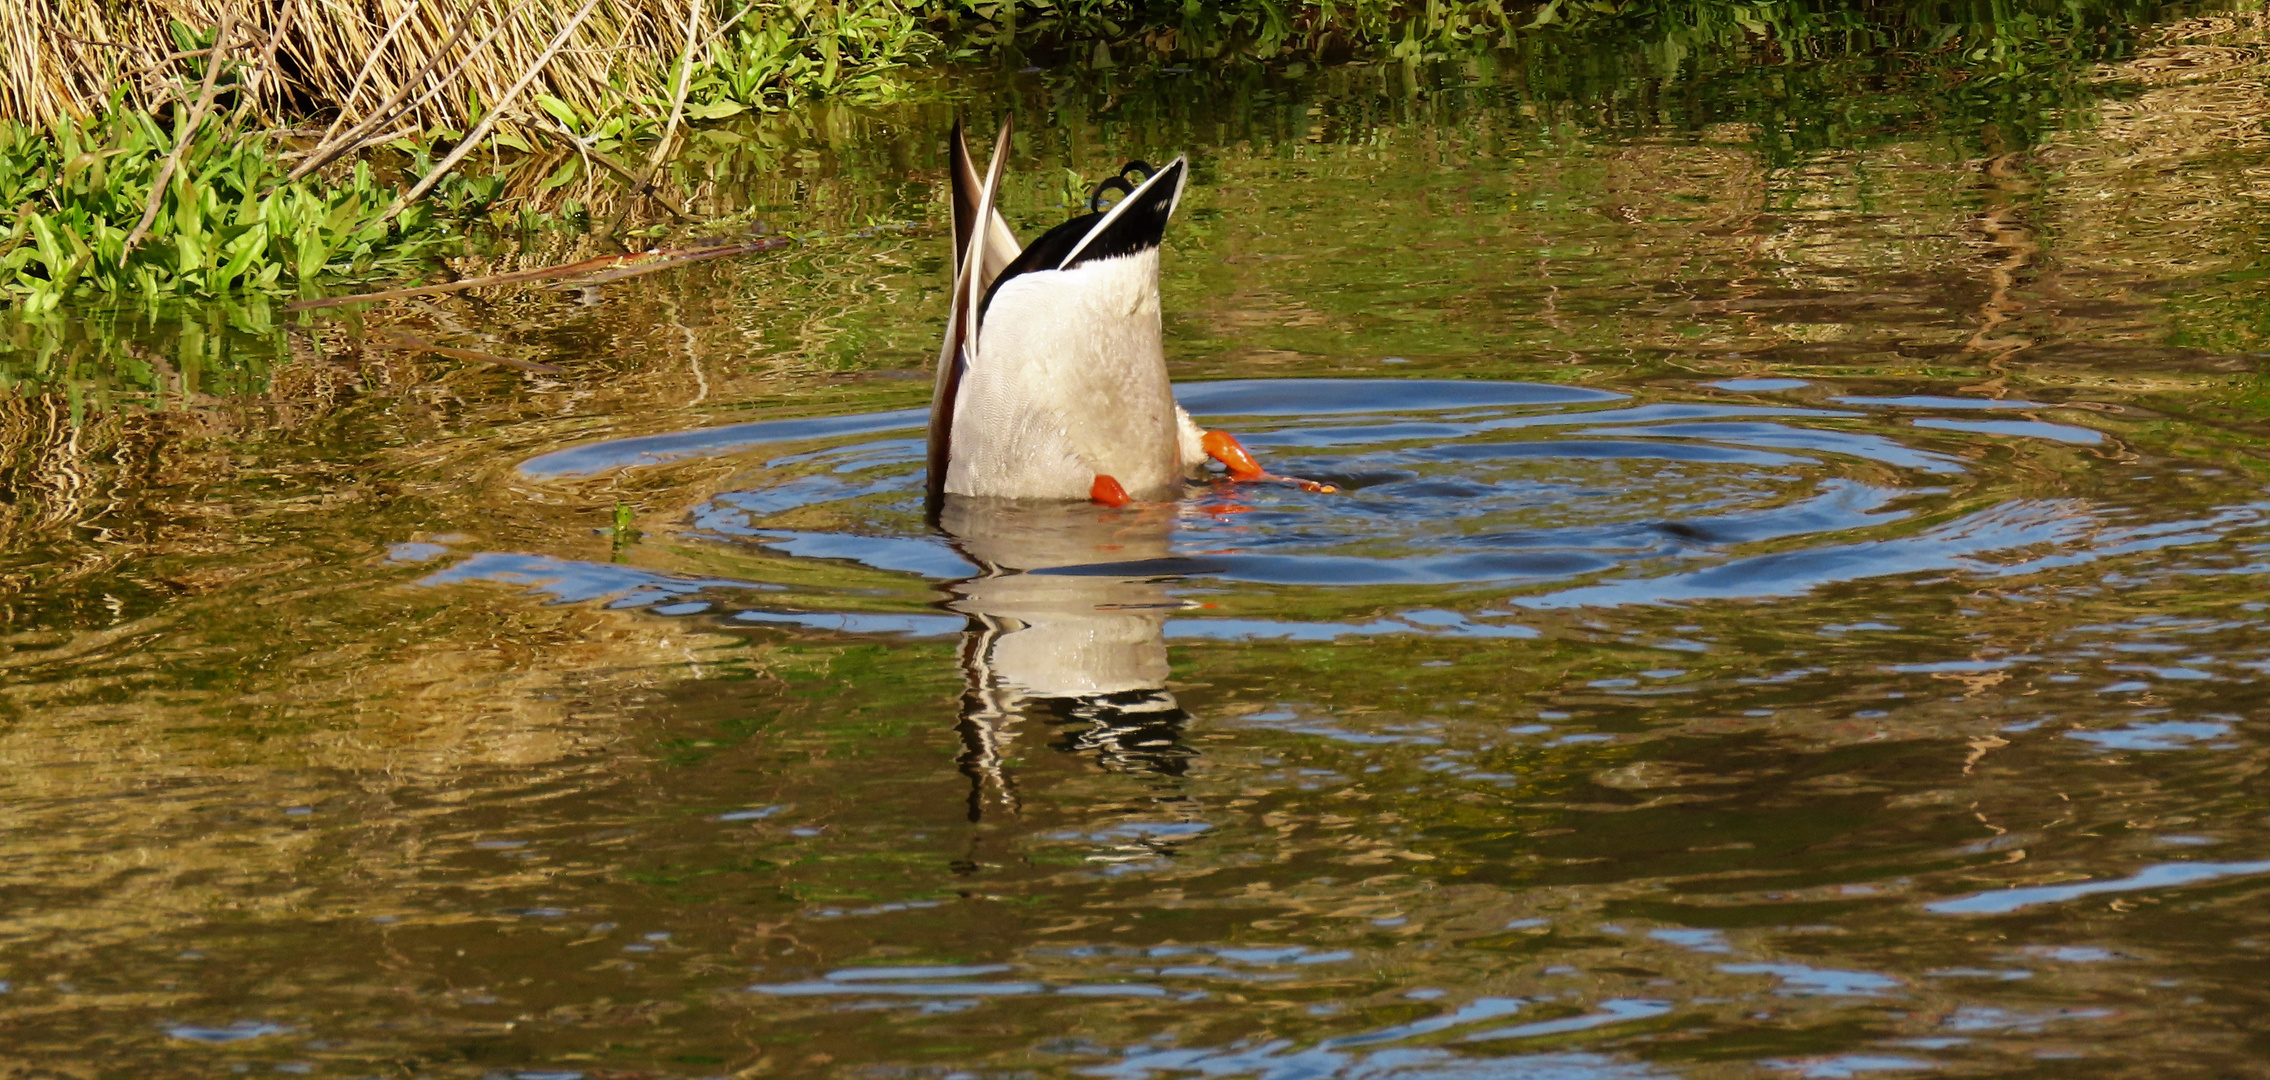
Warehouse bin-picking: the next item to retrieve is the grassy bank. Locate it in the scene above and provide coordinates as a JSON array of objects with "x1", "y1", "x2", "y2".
[
  {"x1": 2, "y1": 0, "x2": 955, "y2": 309},
  {"x1": 0, "y1": 0, "x2": 2179, "y2": 310}
]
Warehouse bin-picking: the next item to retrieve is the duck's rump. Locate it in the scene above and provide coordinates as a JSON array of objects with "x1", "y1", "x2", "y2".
[{"x1": 945, "y1": 251, "x2": 1202, "y2": 500}]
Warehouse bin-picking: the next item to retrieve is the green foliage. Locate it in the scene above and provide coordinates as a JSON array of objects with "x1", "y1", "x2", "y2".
[
  {"x1": 687, "y1": 1, "x2": 940, "y2": 115},
  {"x1": 932, "y1": 0, "x2": 1526, "y2": 58},
  {"x1": 0, "y1": 0, "x2": 2182, "y2": 309},
  {"x1": 0, "y1": 92, "x2": 456, "y2": 310},
  {"x1": 931, "y1": 0, "x2": 2164, "y2": 74}
]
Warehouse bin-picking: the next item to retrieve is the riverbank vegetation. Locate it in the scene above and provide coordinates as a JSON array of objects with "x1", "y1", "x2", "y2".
[{"x1": 0, "y1": 0, "x2": 2179, "y2": 312}]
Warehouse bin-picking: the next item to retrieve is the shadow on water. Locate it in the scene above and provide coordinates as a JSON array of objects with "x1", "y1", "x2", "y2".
[{"x1": 11, "y1": 3, "x2": 2270, "y2": 1078}]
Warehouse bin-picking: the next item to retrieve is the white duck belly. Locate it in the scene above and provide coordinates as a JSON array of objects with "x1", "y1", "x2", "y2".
[{"x1": 946, "y1": 250, "x2": 1186, "y2": 501}]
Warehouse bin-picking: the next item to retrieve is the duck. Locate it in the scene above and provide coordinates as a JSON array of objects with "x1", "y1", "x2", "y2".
[{"x1": 927, "y1": 117, "x2": 1325, "y2": 509}]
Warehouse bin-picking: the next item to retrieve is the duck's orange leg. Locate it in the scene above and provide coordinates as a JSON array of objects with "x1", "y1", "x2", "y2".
[
  {"x1": 1201, "y1": 431, "x2": 1268, "y2": 481},
  {"x1": 1090, "y1": 474, "x2": 1132, "y2": 507},
  {"x1": 1201, "y1": 430, "x2": 1338, "y2": 493}
]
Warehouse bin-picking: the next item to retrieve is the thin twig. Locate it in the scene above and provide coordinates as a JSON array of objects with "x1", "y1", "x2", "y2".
[
  {"x1": 239, "y1": 0, "x2": 300, "y2": 125},
  {"x1": 703, "y1": 1, "x2": 762, "y2": 51},
  {"x1": 122, "y1": 47, "x2": 215, "y2": 77},
  {"x1": 51, "y1": 31, "x2": 132, "y2": 49},
  {"x1": 278, "y1": 125, "x2": 417, "y2": 159},
  {"x1": 643, "y1": 0, "x2": 704, "y2": 185},
  {"x1": 602, "y1": 0, "x2": 706, "y2": 241},
  {"x1": 539, "y1": 116, "x2": 598, "y2": 182},
  {"x1": 380, "y1": 0, "x2": 605, "y2": 221},
  {"x1": 286, "y1": 7, "x2": 485, "y2": 181},
  {"x1": 122, "y1": 12, "x2": 237, "y2": 265}
]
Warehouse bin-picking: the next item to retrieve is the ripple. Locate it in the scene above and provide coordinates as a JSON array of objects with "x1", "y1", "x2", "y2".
[
  {"x1": 1926, "y1": 860, "x2": 2270, "y2": 915},
  {"x1": 163, "y1": 1020, "x2": 292, "y2": 1043},
  {"x1": 1912, "y1": 418, "x2": 2105, "y2": 445},
  {"x1": 478, "y1": 378, "x2": 2257, "y2": 635}
]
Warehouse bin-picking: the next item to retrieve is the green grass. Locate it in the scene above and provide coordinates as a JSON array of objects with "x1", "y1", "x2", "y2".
[
  {"x1": 0, "y1": 0, "x2": 2185, "y2": 308},
  {"x1": 0, "y1": 95, "x2": 465, "y2": 310}
]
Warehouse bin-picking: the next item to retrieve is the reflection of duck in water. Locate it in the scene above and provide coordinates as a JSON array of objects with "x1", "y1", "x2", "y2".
[
  {"x1": 941, "y1": 497, "x2": 1196, "y2": 821},
  {"x1": 928, "y1": 117, "x2": 1330, "y2": 509}
]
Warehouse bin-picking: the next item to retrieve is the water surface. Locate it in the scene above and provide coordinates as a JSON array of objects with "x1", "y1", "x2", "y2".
[{"x1": 6, "y1": 7, "x2": 2270, "y2": 1078}]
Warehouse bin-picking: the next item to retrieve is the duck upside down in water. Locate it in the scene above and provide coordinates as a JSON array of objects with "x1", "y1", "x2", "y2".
[{"x1": 927, "y1": 117, "x2": 1330, "y2": 508}]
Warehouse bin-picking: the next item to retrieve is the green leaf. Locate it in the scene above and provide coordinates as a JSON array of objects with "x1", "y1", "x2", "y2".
[
  {"x1": 684, "y1": 98, "x2": 748, "y2": 120},
  {"x1": 535, "y1": 94, "x2": 584, "y2": 131},
  {"x1": 217, "y1": 223, "x2": 268, "y2": 287},
  {"x1": 536, "y1": 156, "x2": 584, "y2": 192}
]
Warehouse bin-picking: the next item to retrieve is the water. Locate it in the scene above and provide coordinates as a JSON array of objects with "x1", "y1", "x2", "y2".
[{"x1": 7, "y1": 6, "x2": 2270, "y2": 1077}]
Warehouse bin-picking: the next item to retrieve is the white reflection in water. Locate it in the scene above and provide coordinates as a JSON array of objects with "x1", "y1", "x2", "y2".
[{"x1": 941, "y1": 497, "x2": 1200, "y2": 821}]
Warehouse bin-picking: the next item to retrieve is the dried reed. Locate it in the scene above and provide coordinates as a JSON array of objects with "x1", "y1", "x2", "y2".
[{"x1": 0, "y1": 0, "x2": 785, "y2": 130}]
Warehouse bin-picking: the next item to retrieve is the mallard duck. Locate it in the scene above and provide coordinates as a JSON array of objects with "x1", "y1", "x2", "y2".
[{"x1": 926, "y1": 117, "x2": 1313, "y2": 508}]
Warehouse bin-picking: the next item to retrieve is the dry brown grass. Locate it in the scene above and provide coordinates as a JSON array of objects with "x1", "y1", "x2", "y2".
[{"x1": 2, "y1": 0, "x2": 721, "y2": 130}]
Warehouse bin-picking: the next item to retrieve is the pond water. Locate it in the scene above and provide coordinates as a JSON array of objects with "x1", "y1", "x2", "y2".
[{"x1": 9, "y1": 6, "x2": 2270, "y2": 1078}]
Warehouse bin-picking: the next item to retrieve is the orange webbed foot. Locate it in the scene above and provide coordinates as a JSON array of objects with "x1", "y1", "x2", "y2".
[
  {"x1": 1201, "y1": 430, "x2": 1339, "y2": 494},
  {"x1": 1201, "y1": 430, "x2": 1268, "y2": 482},
  {"x1": 1090, "y1": 474, "x2": 1131, "y2": 507}
]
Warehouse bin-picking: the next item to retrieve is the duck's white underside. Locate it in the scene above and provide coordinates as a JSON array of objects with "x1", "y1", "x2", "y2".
[{"x1": 945, "y1": 248, "x2": 1207, "y2": 500}]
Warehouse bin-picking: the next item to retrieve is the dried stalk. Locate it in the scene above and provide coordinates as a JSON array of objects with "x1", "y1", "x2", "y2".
[
  {"x1": 314, "y1": 0, "x2": 429, "y2": 149},
  {"x1": 240, "y1": 1, "x2": 302, "y2": 124},
  {"x1": 380, "y1": 0, "x2": 605, "y2": 222},
  {"x1": 704, "y1": 1, "x2": 763, "y2": 51},
  {"x1": 286, "y1": 3, "x2": 492, "y2": 182},
  {"x1": 123, "y1": 48, "x2": 217, "y2": 78},
  {"x1": 122, "y1": 12, "x2": 238, "y2": 264},
  {"x1": 642, "y1": 0, "x2": 704, "y2": 184},
  {"x1": 51, "y1": 31, "x2": 131, "y2": 50},
  {"x1": 280, "y1": 125, "x2": 418, "y2": 160}
]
